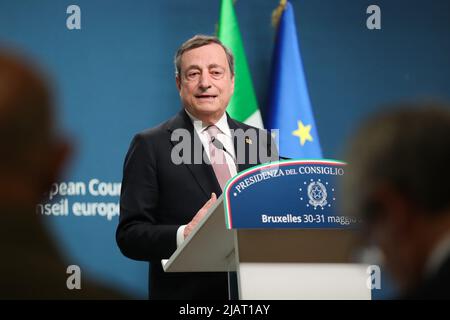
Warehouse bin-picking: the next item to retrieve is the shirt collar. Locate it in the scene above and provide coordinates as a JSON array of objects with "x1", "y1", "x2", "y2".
[{"x1": 184, "y1": 109, "x2": 231, "y2": 138}]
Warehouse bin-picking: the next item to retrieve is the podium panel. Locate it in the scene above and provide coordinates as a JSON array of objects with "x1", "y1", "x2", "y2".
[{"x1": 163, "y1": 160, "x2": 371, "y2": 300}]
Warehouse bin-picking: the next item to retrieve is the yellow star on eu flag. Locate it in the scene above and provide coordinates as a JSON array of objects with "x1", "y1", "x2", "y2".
[{"x1": 292, "y1": 120, "x2": 313, "y2": 146}]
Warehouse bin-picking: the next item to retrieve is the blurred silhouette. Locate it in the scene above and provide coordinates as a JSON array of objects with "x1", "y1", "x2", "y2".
[
  {"x1": 343, "y1": 103, "x2": 450, "y2": 299},
  {"x1": 0, "y1": 50, "x2": 126, "y2": 299}
]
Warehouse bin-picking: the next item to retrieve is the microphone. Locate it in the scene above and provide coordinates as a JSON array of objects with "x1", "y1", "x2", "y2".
[{"x1": 211, "y1": 136, "x2": 236, "y2": 163}]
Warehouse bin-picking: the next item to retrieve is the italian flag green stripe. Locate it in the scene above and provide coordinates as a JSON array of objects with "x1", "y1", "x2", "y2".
[{"x1": 218, "y1": 0, "x2": 264, "y2": 129}]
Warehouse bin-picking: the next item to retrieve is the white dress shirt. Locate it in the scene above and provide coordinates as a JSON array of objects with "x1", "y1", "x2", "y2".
[{"x1": 176, "y1": 110, "x2": 237, "y2": 246}]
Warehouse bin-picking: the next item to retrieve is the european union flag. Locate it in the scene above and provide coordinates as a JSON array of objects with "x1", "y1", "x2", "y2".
[{"x1": 266, "y1": 1, "x2": 323, "y2": 159}]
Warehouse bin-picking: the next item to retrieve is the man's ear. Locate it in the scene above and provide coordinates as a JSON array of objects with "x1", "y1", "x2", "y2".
[
  {"x1": 175, "y1": 75, "x2": 181, "y2": 92},
  {"x1": 230, "y1": 73, "x2": 235, "y2": 94}
]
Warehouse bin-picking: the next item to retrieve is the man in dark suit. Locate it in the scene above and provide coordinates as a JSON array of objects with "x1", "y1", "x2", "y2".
[
  {"x1": 343, "y1": 103, "x2": 450, "y2": 299},
  {"x1": 116, "y1": 35, "x2": 277, "y2": 299}
]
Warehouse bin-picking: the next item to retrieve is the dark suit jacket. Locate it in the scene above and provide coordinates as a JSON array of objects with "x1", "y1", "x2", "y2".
[
  {"x1": 403, "y1": 254, "x2": 450, "y2": 300},
  {"x1": 116, "y1": 110, "x2": 277, "y2": 300}
]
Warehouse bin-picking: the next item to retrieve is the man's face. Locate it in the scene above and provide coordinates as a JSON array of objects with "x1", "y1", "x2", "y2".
[{"x1": 176, "y1": 43, "x2": 234, "y2": 123}]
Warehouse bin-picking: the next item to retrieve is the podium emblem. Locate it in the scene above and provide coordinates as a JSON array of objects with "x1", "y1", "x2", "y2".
[
  {"x1": 307, "y1": 180, "x2": 328, "y2": 209},
  {"x1": 224, "y1": 160, "x2": 352, "y2": 229}
]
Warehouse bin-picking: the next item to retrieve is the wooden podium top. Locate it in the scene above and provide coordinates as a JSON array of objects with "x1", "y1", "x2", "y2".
[
  {"x1": 162, "y1": 195, "x2": 236, "y2": 272},
  {"x1": 162, "y1": 193, "x2": 359, "y2": 273}
]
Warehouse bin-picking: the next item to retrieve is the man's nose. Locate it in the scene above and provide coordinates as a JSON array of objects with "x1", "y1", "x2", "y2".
[{"x1": 198, "y1": 71, "x2": 212, "y2": 89}]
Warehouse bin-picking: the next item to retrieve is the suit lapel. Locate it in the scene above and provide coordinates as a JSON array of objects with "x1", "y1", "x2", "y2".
[
  {"x1": 167, "y1": 110, "x2": 222, "y2": 198},
  {"x1": 227, "y1": 114, "x2": 257, "y2": 173}
]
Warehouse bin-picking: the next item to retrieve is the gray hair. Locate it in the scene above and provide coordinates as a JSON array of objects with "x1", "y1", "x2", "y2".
[{"x1": 174, "y1": 34, "x2": 234, "y2": 77}]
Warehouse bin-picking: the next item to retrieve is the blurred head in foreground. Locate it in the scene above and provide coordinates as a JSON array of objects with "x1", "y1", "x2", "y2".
[
  {"x1": 0, "y1": 50, "x2": 72, "y2": 298},
  {"x1": 343, "y1": 102, "x2": 450, "y2": 299},
  {"x1": 0, "y1": 51, "x2": 69, "y2": 211},
  {"x1": 0, "y1": 51, "x2": 126, "y2": 299}
]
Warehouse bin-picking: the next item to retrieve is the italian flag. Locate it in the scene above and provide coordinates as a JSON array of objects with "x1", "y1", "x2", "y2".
[{"x1": 218, "y1": 0, "x2": 264, "y2": 129}]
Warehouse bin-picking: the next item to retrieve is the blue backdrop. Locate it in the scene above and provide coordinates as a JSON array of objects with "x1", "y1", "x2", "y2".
[{"x1": 1, "y1": 0, "x2": 449, "y2": 298}]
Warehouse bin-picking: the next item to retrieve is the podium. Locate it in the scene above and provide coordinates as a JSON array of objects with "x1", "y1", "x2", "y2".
[{"x1": 162, "y1": 160, "x2": 371, "y2": 300}]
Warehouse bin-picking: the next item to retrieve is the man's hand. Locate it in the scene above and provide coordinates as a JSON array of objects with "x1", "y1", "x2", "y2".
[{"x1": 183, "y1": 193, "x2": 217, "y2": 239}]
